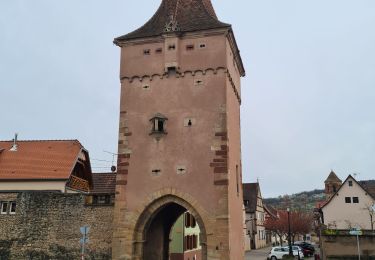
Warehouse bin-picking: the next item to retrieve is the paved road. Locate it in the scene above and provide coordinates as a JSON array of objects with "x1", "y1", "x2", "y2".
[
  {"x1": 245, "y1": 247, "x2": 272, "y2": 260},
  {"x1": 245, "y1": 247, "x2": 316, "y2": 260}
]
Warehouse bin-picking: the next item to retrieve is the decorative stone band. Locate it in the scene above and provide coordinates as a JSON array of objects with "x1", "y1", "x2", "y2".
[{"x1": 120, "y1": 67, "x2": 241, "y2": 104}]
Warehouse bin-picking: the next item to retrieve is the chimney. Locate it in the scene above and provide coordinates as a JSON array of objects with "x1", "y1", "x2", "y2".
[{"x1": 10, "y1": 133, "x2": 18, "y2": 152}]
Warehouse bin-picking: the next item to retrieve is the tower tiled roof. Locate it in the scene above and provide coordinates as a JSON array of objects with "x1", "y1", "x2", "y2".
[
  {"x1": 324, "y1": 170, "x2": 342, "y2": 183},
  {"x1": 114, "y1": 0, "x2": 230, "y2": 43},
  {"x1": 0, "y1": 140, "x2": 84, "y2": 180}
]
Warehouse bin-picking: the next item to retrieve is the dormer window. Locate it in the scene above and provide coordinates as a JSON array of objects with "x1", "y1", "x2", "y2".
[{"x1": 150, "y1": 113, "x2": 168, "y2": 139}]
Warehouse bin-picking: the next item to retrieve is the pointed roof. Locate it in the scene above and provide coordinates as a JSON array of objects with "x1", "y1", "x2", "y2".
[
  {"x1": 322, "y1": 175, "x2": 375, "y2": 209},
  {"x1": 114, "y1": 0, "x2": 231, "y2": 43},
  {"x1": 324, "y1": 170, "x2": 342, "y2": 184},
  {"x1": 243, "y1": 183, "x2": 261, "y2": 213}
]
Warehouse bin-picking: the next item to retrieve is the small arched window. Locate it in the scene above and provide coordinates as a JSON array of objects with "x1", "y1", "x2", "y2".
[{"x1": 149, "y1": 113, "x2": 168, "y2": 139}]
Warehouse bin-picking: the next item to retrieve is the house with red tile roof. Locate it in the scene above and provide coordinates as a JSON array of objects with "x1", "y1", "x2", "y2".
[
  {"x1": 0, "y1": 139, "x2": 93, "y2": 193},
  {"x1": 85, "y1": 172, "x2": 116, "y2": 206}
]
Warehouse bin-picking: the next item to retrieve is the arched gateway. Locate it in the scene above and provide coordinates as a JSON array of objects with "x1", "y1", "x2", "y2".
[
  {"x1": 112, "y1": 1, "x2": 246, "y2": 259},
  {"x1": 133, "y1": 195, "x2": 207, "y2": 260}
]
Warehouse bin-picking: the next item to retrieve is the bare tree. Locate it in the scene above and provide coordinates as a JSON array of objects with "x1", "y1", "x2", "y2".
[
  {"x1": 364, "y1": 203, "x2": 375, "y2": 232},
  {"x1": 264, "y1": 210, "x2": 313, "y2": 245}
]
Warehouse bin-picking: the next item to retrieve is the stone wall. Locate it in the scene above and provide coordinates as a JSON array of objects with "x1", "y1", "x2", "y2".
[
  {"x1": 0, "y1": 192, "x2": 113, "y2": 260},
  {"x1": 321, "y1": 233, "x2": 375, "y2": 259}
]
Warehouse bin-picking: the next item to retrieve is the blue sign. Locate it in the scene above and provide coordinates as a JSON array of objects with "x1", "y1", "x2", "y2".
[{"x1": 80, "y1": 226, "x2": 90, "y2": 235}]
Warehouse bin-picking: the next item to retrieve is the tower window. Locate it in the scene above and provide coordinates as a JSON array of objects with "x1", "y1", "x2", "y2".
[
  {"x1": 155, "y1": 48, "x2": 163, "y2": 54},
  {"x1": 186, "y1": 44, "x2": 194, "y2": 51},
  {"x1": 167, "y1": 66, "x2": 177, "y2": 76},
  {"x1": 236, "y1": 165, "x2": 240, "y2": 197},
  {"x1": 143, "y1": 49, "x2": 151, "y2": 55},
  {"x1": 150, "y1": 113, "x2": 168, "y2": 138},
  {"x1": 168, "y1": 44, "x2": 176, "y2": 50},
  {"x1": 199, "y1": 43, "x2": 206, "y2": 48}
]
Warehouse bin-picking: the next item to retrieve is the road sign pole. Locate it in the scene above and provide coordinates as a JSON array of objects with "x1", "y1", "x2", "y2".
[
  {"x1": 357, "y1": 234, "x2": 361, "y2": 260},
  {"x1": 81, "y1": 232, "x2": 86, "y2": 260}
]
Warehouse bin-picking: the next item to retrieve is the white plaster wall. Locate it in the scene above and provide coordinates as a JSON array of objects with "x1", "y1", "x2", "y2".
[
  {"x1": 322, "y1": 176, "x2": 374, "y2": 230},
  {"x1": 0, "y1": 181, "x2": 66, "y2": 192}
]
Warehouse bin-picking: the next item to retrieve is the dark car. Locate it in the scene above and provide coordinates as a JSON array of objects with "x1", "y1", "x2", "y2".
[{"x1": 293, "y1": 242, "x2": 315, "y2": 257}]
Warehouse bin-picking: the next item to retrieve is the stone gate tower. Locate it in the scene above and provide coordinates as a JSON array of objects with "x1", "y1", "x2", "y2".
[{"x1": 112, "y1": 1, "x2": 245, "y2": 259}]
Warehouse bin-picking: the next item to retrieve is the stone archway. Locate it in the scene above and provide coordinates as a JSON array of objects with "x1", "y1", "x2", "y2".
[{"x1": 132, "y1": 195, "x2": 208, "y2": 260}]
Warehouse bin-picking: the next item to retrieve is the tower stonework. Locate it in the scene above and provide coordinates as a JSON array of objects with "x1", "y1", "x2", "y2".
[{"x1": 112, "y1": 1, "x2": 245, "y2": 259}]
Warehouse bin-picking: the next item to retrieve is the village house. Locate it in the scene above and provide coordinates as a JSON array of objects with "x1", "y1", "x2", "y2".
[
  {"x1": 243, "y1": 183, "x2": 267, "y2": 250},
  {"x1": 321, "y1": 174, "x2": 375, "y2": 230},
  {"x1": 318, "y1": 172, "x2": 375, "y2": 259},
  {"x1": 0, "y1": 138, "x2": 93, "y2": 194}
]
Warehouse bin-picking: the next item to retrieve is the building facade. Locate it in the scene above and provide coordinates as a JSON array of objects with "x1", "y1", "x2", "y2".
[
  {"x1": 322, "y1": 175, "x2": 375, "y2": 230},
  {"x1": 112, "y1": 0, "x2": 246, "y2": 259},
  {"x1": 243, "y1": 183, "x2": 267, "y2": 250}
]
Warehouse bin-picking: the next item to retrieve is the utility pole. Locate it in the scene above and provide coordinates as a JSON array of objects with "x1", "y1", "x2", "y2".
[{"x1": 287, "y1": 208, "x2": 293, "y2": 257}]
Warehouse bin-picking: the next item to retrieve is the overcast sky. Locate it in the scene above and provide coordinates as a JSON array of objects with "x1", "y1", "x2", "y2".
[{"x1": 1, "y1": 1, "x2": 374, "y2": 197}]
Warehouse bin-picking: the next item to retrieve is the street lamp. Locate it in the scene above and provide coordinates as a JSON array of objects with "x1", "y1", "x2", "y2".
[{"x1": 287, "y1": 208, "x2": 293, "y2": 257}]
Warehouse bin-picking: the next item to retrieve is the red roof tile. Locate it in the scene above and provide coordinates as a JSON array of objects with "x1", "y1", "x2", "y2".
[{"x1": 0, "y1": 140, "x2": 83, "y2": 180}]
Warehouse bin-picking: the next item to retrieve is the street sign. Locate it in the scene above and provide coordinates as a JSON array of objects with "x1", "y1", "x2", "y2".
[
  {"x1": 349, "y1": 229, "x2": 363, "y2": 236},
  {"x1": 80, "y1": 226, "x2": 90, "y2": 235}
]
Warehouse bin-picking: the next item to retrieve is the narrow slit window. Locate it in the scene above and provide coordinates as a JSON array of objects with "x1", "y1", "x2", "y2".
[
  {"x1": 236, "y1": 165, "x2": 240, "y2": 196},
  {"x1": 186, "y1": 44, "x2": 194, "y2": 51},
  {"x1": 155, "y1": 48, "x2": 163, "y2": 54},
  {"x1": 199, "y1": 43, "x2": 206, "y2": 48},
  {"x1": 143, "y1": 49, "x2": 151, "y2": 55},
  {"x1": 168, "y1": 44, "x2": 176, "y2": 50}
]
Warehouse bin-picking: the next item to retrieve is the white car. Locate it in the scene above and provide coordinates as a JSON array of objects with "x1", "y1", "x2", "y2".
[{"x1": 268, "y1": 246, "x2": 304, "y2": 260}]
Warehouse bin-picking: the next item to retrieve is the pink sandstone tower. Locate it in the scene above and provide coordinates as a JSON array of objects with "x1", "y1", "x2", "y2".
[{"x1": 112, "y1": 0, "x2": 246, "y2": 259}]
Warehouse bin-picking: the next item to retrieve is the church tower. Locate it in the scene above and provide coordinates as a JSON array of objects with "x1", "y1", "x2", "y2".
[
  {"x1": 324, "y1": 170, "x2": 342, "y2": 199},
  {"x1": 112, "y1": 1, "x2": 245, "y2": 259}
]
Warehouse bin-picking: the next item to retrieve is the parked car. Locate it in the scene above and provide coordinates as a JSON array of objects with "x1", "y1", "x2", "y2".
[
  {"x1": 294, "y1": 241, "x2": 315, "y2": 256},
  {"x1": 268, "y1": 246, "x2": 304, "y2": 260}
]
